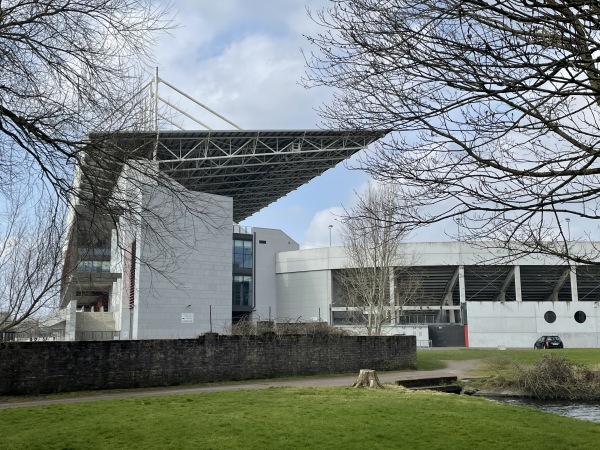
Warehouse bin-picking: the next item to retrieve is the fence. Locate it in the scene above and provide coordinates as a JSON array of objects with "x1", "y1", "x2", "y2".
[
  {"x1": 75, "y1": 331, "x2": 122, "y2": 341},
  {"x1": 0, "y1": 330, "x2": 125, "y2": 342},
  {"x1": 398, "y1": 314, "x2": 438, "y2": 324},
  {"x1": 0, "y1": 329, "x2": 65, "y2": 342},
  {"x1": 417, "y1": 339, "x2": 433, "y2": 348}
]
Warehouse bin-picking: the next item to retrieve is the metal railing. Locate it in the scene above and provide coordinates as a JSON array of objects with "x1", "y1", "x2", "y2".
[
  {"x1": 417, "y1": 339, "x2": 433, "y2": 348},
  {"x1": 398, "y1": 314, "x2": 438, "y2": 324},
  {"x1": 76, "y1": 331, "x2": 122, "y2": 341},
  {"x1": 0, "y1": 329, "x2": 65, "y2": 342}
]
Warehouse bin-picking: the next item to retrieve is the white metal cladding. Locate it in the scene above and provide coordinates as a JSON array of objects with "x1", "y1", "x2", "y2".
[{"x1": 87, "y1": 129, "x2": 387, "y2": 222}]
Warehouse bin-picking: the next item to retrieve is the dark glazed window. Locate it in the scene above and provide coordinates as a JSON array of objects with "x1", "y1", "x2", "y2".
[
  {"x1": 544, "y1": 311, "x2": 556, "y2": 323},
  {"x1": 574, "y1": 311, "x2": 587, "y2": 323},
  {"x1": 232, "y1": 275, "x2": 253, "y2": 306},
  {"x1": 233, "y1": 239, "x2": 253, "y2": 269}
]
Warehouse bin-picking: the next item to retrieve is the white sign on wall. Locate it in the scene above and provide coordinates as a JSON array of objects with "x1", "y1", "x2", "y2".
[{"x1": 181, "y1": 313, "x2": 194, "y2": 324}]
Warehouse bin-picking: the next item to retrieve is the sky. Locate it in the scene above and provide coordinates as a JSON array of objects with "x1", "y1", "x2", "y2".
[
  {"x1": 152, "y1": 0, "x2": 450, "y2": 248},
  {"x1": 151, "y1": 0, "x2": 360, "y2": 248}
]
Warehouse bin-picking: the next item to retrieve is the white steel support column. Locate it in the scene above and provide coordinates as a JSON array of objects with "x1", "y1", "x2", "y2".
[
  {"x1": 570, "y1": 266, "x2": 579, "y2": 302},
  {"x1": 459, "y1": 265, "x2": 466, "y2": 304},
  {"x1": 514, "y1": 266, "x2": 522, "y2": 302},
  {"x1": 328, "y1": 268, "x2": 333, "y2": 325},
  {"x1": 65, "y1": 299, "x2": 77, "y2": 341},
  {"x1": 153, "y1": 67, "x2": 159, "y2": 160},
  {"x1": 493, "y1": 267, "x2": 515, "y2": 302},
  {"x1": 154, "y1": 67, "x2": 159, "y2": 132},
  {"x1": 458, "y1": 259, "x2": 468, "y2": 345}
]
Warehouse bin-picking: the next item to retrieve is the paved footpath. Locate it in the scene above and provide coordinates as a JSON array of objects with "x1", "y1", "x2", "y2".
[{"x1": 0, "y1": 360, "x2": 479, "y2": 410}]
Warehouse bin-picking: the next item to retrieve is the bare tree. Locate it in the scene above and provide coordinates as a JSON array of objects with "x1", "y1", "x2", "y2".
[
  {"x1": 334, "y1": 183, "x2": 419, "y2": 335},
  {"x1": 0, "y1": 186, "x2": 66, "y2": 333},
  {"x1": 0, "y1": 1, "x2": 178, "y2": 329},
  {"x1": 0, "y1": 0, "x2": 173, "y2": 204},
  {"x1": 305, "y1": 0, "x2": 600, "y2": 264}
]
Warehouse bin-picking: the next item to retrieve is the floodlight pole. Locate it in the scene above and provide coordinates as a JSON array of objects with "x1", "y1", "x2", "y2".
[
  {"x1": 153, "y1": 67, "x2": 159, "y2": 160},
  {"x1": 154, "y1": 67, "x2": 159, "y2": 132},
  {"x1": 329, "y1": 224, "x2": 333, "y2": 247}
]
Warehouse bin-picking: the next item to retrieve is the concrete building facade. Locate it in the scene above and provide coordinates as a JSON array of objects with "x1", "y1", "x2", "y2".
[
  {"x1": 58, "y1": 129, "x2": 381, "y2": 340},
  {"x1": 57, "y1": 153, "x2": 600, "y2": 347},
  {"x1": 54, "y1": 78, "x2": 599, "y2": 348},
  {"x1": 275, "y1": 243, "x2": 600, "y2": 348}
]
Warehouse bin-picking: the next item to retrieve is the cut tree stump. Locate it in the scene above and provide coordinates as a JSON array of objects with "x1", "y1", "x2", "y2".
[{"x1": 351, "y1": 369, "x2": 384, "y2": 388}]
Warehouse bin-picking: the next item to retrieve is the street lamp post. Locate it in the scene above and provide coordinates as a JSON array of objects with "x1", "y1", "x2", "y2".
[
  {"x1": 566, "y1": 218, "x2": 571, "y2": 241},
  {"x1": 328, "y1": 224, "x2": 333, "y2": 247}
]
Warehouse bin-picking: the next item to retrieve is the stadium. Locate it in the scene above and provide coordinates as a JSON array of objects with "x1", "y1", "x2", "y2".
[{"x1": 56, "y1": 73, "x2": 600, "y2": 348}]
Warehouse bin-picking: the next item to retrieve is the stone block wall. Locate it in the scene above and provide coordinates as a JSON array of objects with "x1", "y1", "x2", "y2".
[{"x1": 0, "y1": 334, "x2": 415, "y2": 395}]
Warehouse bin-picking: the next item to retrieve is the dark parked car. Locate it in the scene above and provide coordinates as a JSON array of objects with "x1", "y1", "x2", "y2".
[{"x1": 534, "y1": 335, "x2": 564, "y2": 349}]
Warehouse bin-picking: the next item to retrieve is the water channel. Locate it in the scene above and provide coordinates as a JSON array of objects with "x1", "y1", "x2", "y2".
[{"x1": 483, "y1": 396, "x2": 600, "y2": 424}]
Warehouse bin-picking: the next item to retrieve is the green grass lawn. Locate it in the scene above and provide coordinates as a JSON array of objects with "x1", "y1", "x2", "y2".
[
  {"x1": 1, "y1": 386, "x2": 598, "y2": 450},
  {"x1": 416, "y1": 348, "x2": 600, "y2": 371}
]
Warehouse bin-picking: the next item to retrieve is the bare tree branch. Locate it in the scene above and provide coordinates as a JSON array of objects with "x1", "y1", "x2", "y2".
[
  {"x1": 0, "y1": 184, "x2": 65, "y2": 332},
  {"x1": 0, "y1": 0, "x2": 175, "y2": 330},
  {"x1": 0, "y1": 0, "x2": 173, "y2": 204},
  {"x1": 334, "y1": 182, "x2": 420, "y2": 335},
  {"x1": 304, "y1": 0, "x2": 600, "y2": 264}
]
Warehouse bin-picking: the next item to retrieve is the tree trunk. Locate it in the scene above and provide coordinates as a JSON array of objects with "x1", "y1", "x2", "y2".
[{"x1": 351, "y1": 369, "x2": 384, "y2": 388}]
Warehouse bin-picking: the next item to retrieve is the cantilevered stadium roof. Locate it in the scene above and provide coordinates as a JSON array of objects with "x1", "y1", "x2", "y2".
[
  {"x1": 154, "y1": 129, "x2": 386, "y2": 221},
  {"x1": 87, "y1": 129, "x2": 387, "y2": 222},
  {"x1": 81, "y1": 73, "x2": 388, "y2": 222}
]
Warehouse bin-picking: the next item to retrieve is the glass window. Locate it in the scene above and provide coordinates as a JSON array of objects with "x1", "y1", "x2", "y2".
[
  {"x1": 233, "y1": 239, "x2": 253, "y2": 269},
  {"x1": 232, "y1": 275, "x2": 253, "y2": 306},
  {"x1": 243, "y1": 240, "x2": 252, "y2": 268},
  {"x1": 574, "y1": 311, "x2": 586, "y2": 323},
  {"x1": 544, "y1": 311, "x2": 556, "y2": 323},
  {"x1": 78, "y1": 237, "x2": 111, "y2": 257},
  {"x1": 77, "y1": 260, "x2": 111, "y2": 273}
]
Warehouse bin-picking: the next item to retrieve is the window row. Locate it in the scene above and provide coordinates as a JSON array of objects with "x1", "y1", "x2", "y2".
[
  {"x1": 544, "y1": 310, "x2": 587, "y2": 324},
  {"x1": 77, "y1": 260, "x2": 111, "y2": 273}
]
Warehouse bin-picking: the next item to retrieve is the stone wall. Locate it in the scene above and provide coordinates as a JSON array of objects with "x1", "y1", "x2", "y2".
[{"x1": 0, "y1": 334, "x2": 415, "y2": 395}]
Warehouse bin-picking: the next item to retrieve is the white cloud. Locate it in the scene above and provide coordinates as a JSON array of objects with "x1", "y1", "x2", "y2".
[
  {"x1": 153, "y1": 0, "x2": 332, "y2": 129},
  {"x1": 302, "y1": 206, "x2": 345, "y2": 249},
  {"x1": 151, "y1": 0, "x2": 396, "y2": 244}
]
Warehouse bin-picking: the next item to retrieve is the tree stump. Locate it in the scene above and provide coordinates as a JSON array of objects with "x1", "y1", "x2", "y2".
[{"x1": 351, "y1": 369, "x2": 384, "y2": 388}]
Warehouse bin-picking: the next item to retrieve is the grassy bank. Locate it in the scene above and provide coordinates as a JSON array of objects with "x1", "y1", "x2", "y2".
[
  {"x1": 1, "y1": 387, "x2": 598, "y2": 449},
  {"x1": 417, "y1": 348, "x2": 600, "y2": 400}
]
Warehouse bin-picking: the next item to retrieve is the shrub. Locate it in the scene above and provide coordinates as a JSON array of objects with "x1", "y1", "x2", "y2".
[
  {"x1": 225, "y1": 317, "x2": 348, "y2": 337},
  {"x1": 489, "y1": 354, "x2": 600, "y2": 400}
]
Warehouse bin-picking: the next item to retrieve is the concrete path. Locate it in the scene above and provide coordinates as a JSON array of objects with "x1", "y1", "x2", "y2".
[{"x1": 0, "y1": 360, "x2": 480, "y2": 410}]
